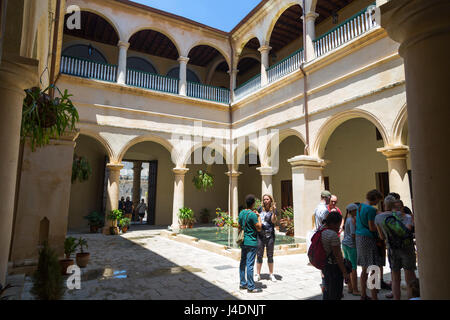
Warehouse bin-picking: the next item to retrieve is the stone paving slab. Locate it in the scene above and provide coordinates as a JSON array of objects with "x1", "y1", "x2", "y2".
[{"x1": 11, "y1": 227, "x2": 416, "y2": 300}]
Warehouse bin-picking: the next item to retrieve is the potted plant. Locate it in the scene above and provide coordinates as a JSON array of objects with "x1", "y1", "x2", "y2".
[
  {"x1": 59, "y1": 236, "x2": 77, "y2": 275},
  {"x1": 107, "y1": 209, "x2": 123, "y2": 235},
  {"x1": 199, "y1": 208, "x2": 210, "y2": 223},
  {"x1": 285, "y1": 219, "x2": 294, "y2": 236},
  {"x1": 192, "y1": 169, "x2": 214, "y2": 191},
  {"x1": 72, "y1": 154, "x2": 92, "y2": 183},
  {"x1": 84, "y1": 211, "x2": 104, "y2": 233},
  {"x1": 75, "y1": 237, "x2": 90, "y2": 268},
  {"x1": 21, "y1": 84, "x2": 79, "y2": 151},
  {"x1": 119, "y1": 217, "x2": 131, "y2": 233},
  {"x1": 178, "y1": 207, "x2": 194, "y2": 229},
  {"x1": 31, "y1": 241, "x2": 65, "y2": 300},
  {"x1": 279, "y1": 206, "x2": 294, "y2": 233}
]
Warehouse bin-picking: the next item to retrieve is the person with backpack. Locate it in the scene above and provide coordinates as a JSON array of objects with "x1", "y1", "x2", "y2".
[
  {"x1": 238, "y1": 194, "x2": 263, "y2": 293},
  {"x1": 355, "y1": 189, "x2": 384, "y2": 300},
  {"x1": 308, "y1": 211, "x2": 350, "y2": 300},
  {"x1": 375, "y1": 195, "x2": 417, "y2": 300}
]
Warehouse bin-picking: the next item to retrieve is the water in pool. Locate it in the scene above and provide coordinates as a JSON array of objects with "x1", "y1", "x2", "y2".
[{"x1": 179, "y1": 226, "x2": 304, "y2": 249}]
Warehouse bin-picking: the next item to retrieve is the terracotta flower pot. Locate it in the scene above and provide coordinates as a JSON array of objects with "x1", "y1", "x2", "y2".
[
  {"x1": 180, "y1": 225, "x2": 187, "y2": 229},
  {"x1": 90, "y1": 225, "x2": 99, "y2": 233},
  {"x1": 76, "y1": 253, "x2": 90, "y2": 268},
  {"x1": 59, "y1": 259, "x2": 74, "y2": 275},
  {"x1": 122, "y1": 226, "x2": 128, "y2": 233}
]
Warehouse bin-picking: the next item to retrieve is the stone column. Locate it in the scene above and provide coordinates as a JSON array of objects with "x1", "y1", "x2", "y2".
[
  {"x1": 228, "y1": 68, "x2": 239, "y2": 102},
  {"x1": 171, "y1": 168, "x2": 189, "y2": 232},
  {"x1": 258, "y1": 45, "x2": 272, "y2": 86},
  {"x1": 257, "y1": 166, "x2": 274, "y2": 197},
  {"x1": 378, "y1": 146, "x2": 412, "y2": 209},
  {"x1": 226, "y1": 171, "x2": 241, "y2": 221},
  {"x1": 178, "y1": 56, "x2": 190, "y2": 96},
  {"x1": 132, "y1": 161, "x2": 143, "y2": 219},
  {"x1": 117, "y1": 41, "x2": 130, "y2": 84},
  {"x1": 302, "y1": 12, "x2": 319, "y2": 62},
  {"x1": 288, "y1": 155, "x2": 326, "y2": 238},
  {"x1": 0, "y1": 56, "x2": 38, "y2": 285},
  {"x1": 380, "y1": 0, "x2": 450, "y2": 299},
  {"x1": 102, "y1": 163, "x2": 124, "y2": 235}
]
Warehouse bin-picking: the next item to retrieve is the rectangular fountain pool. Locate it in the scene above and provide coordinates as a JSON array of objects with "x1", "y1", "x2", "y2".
[{"x1": 179, "y1": 226, "x2": 305, "y2": 249}]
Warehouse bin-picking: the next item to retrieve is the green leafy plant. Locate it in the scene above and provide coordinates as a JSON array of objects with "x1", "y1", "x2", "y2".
[
  {"x1": 21, "y1": 85, "x2": 79, "y2": 151},
  {"x1": 178, "y1": 207, "x2": 195, "y2": 225},
  {"x1": 213, "y1": 208, "x2": 238, "y2": 228},
  {"x1": 280, "y1": 206, "x2": 294, "y2": 220},
  {"x1": 107, "y1": 209, "x2": 123, "y2": 221},
  {"x1": 192, "y1": 169, "x2": 214, "y2": 191},
  {"x1": 119, "y1": 217, "x2": 131, "y2": 228},
  {"x1": 31, "y1": 241, "x2": 65, "y2": 300},
  {"x1": 83, "y1": 211, "x2": 104, "y2": 228},
  {"x1": 64, "y1": 237, "x2": 78, "y2": 259},
  {"x1": 72, "y1": 154, "x2": 92, "y2": 183},
  {"x1": 76, "y1": 238, "x2": 88, "y2": 253}
]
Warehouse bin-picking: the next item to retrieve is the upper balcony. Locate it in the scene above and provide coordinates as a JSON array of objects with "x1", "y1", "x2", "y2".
[{"x1": 59, "y1": 0, "x2": 378, "y2": 107}]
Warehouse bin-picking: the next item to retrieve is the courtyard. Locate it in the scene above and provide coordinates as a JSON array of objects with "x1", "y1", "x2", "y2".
[{"x1": 9, "y1": 225, "x2": 413, "y2": 300}]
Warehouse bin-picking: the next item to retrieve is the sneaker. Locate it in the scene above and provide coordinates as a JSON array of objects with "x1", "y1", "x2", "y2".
[
  {"x1": 255, "y1": 274, "x2": 261, "y2": 281},
  {"x1": 247, "y1": 288, "x2": 263, "y2": 293},
  {"x1": 239, "y1": 285, "x2": 247, "y2": 290},
  {"x1": 269, "y1": 274, "x2": 277, "y2": 282}
]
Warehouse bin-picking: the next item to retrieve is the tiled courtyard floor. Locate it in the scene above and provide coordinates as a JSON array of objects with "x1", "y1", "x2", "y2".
[{"x1": 12, "y1": 225, "x2": 415, "y2": 300}]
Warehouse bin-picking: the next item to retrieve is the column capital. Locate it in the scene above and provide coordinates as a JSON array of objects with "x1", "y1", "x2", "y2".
[
  {"x1": 107, "y1": 163, "x2": 124, "y2": 171},
  {"x1": 227, "y1": 69, "x2": 239, "y2": 75},
  {"x1": 0, "y1": 54, "x2": 39, "y2": 93},
  {"x1": 302, "y1": 12, "x2": 319, "y2": 22},
  {"x1": 117, "y1": 41, "x2": 130, "y2": 49},
  {"x1": 377, "y1": 145, "x2": 409, "y2": 159},
  {"x1": 258, "y1": 45, "x2": 272, "y2": 54},
  {"x1": 288, "y1": 155, "x2": 326, "y2": 168},
  {"x1": 256, "y1": 166, "x2": 274, "y2": 176},
  {"x1": 173, "y1": 167, "x2": 189, "y2": 175},
  {"x1": 379, "y1": 0, "x2": 450, "y2": 56},
  {"x1": 178, "y1": 56, "x2": 190, "y2": 64},
  {"x1": 225, "y1": 171, "x2": 242, "y2": 177}
]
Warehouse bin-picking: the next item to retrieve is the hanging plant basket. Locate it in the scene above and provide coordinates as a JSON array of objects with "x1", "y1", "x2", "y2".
[
  {"x1": 21, "y1": 84, "x2": 79, "y2": 151},
  {"x1": 72, "y1": 154, "x2": 92, "y2": 183},
  {"x1": 192, "y1": 169, "x2": 214, "y2": 191}
]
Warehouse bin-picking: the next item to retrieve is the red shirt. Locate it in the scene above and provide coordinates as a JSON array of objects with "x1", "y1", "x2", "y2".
[{"x1": 327, "y1": 205, "x2": 342, "y2": 216}]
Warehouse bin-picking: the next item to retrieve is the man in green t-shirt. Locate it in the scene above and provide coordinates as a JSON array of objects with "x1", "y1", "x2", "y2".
[{"x1": 238, "y1": 194, "x2": 262, "y2": 293}]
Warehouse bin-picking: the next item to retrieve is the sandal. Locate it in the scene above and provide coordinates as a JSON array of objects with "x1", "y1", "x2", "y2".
[{"x1": 385, "y1": 292, "x2": 393, "y2": 299}]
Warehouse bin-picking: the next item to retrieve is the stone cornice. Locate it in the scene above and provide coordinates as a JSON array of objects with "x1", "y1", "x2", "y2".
[{"x1": 377, "y1": 145, "x2": 409, "y2": 159}]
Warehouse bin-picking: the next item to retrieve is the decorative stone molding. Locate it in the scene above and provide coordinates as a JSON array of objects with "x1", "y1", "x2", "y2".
[
  {"x1": 225, "y1": 171, "x2": 242, "y2": 178},
  {"x1": 173, "y1": 167, "x2": 189, "y2": 175},
  {"x1": 258, "y1": 45, "x2": 272, "y2": 54},
  {"x1": 288, "y1": 155, "x2": 326, "y2": 168},
  {"x1": 106, "y1": 163, "x2": 124, "y2": 171},
  {"x1": 117, "y1": 40, "x2": 130, "y2": 49},
  {"x1": 377, "y1": 145, "x2": 409, "y2": 159},
  {"x1": 256, "y1": 166, "x2": 274, "y2": 176},
  {"x1": 177, "y1": 56, "x2": 190, "y2": 64}
]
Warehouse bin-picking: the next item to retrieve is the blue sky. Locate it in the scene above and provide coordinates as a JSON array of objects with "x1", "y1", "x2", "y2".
[{"x1": 132, "y1": 0, "x2": 262, "y2": 32}]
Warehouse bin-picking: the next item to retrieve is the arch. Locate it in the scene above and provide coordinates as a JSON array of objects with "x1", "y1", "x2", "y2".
[
  {"x1": 312, "y1": 109, "x2": 390, "y2": 158},
  {"x1": 265, "y1": 2, "x2": 303, "y2": 45},
  {"x1": 392, "y1": 104, "x2": 408, "y2": 145},
  {"x1": 126, "y1": 27, "x2": 181, "y2": 58},
  {"x1": 239, "y1": 52, "x2": 261, "y2": 63},
  {"x1": 186, "y1": 42, "x2": 231, "y2": 70},
  {"x1": 233, "y1": 138, "x2": 264, "y2": 171},
  {"x1": 127, "y1": 56, "x2": 158, "y2": 74},
  {"x1": 262, "y1": 128, "x2": 306, "y2": 164},
  {"x1": 64, "y1": 8, "x2": 122, "y2": 43},
  {"x1": 62, "y1": 44, "x2": 108, "y2": 64},
  {"x1": 166, "y1": 66, "x2": 201, "y2": 83},
  {"x1": 117, "y1": 134, "x2": 175, "y2": 164},
  {"x1": 236, "y1": 35, "x2": 262, "y2": 57},
  {"x1": 181, "y1": 140, "x2": 232, "y2": 169},
  {"x1": 76, "y1": 130, "x2": 114, "y2": 162}
]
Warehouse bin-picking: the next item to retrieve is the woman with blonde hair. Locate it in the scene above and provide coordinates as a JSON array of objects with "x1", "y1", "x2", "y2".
[{"x1": 255, "y1": 194, "x2": 278, "y2": 282}]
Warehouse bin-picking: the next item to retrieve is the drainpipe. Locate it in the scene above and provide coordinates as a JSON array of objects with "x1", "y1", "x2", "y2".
[
  {"x1": 49, "y1": 0, "x2": 61, "y2": 98},
  {"x1": 300, "y1": 0, "x2": 310, "y2": 156},
  {"x1": 228, "y1": 37, "x2": 234, "y2": 210}
]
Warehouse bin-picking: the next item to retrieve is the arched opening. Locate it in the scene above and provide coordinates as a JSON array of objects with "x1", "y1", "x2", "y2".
[
  {"x1": 120, "y1": 141, "x2": 174, "y2": 226},
  {"x1": 322, "y1": 118, "x2": 389, "y2": 211},
  {"x1": 268, "y1": 5, "x2": 303, "y2": 67},
  {"x1": 183, "y1": 146, "x2": 229, "y2": 223},
  {"x1": 166, "y1": 67, "x2": 201, "y2": 83},
  {"x1": 68, "y1": 134, "x2": 110, "y2": 232},
  {"x1": 236, "y1": 37, "x2": 260, "y2": 88},
  {"x1": 127, "y1": 56, "x2": 158, "y2": 74},
  {"x1": 128, "y1": 29, "x2": 179, "y2": 76},
  {"x1": 63, "y1": 11, "x2": 119, "y2": 64},
  {"x1": 237, "y1": 146, "x2": 262, "y2": 211},
  {"x1": 186, "y1": 45, "x2": 230, "y2": 88}
]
